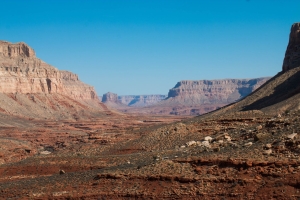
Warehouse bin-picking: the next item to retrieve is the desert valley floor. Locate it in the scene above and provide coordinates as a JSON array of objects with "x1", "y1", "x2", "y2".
[{"x1": 1, "y1": 110, "x2": 300, "y2": 199}]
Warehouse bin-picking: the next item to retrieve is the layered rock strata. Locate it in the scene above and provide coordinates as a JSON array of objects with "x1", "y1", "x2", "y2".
[
  {"x1": 132, "y1": 77, "x2": 270, "y2": 116},
  {"x1": 165, "y1": 78, "x2": 270, "y2": 106},
  {"x1": 0, "y1": 41, "x2": 103, "y2": 119},
  {"x1": 282, "y1": 23, "x2": 300, "y2": 72},
  {"x1": 102, "y1": 92, "x2": 119, "y2": 104},
  {"x1": 0, "y1": 41, "x2": 97, "y2": 100}
]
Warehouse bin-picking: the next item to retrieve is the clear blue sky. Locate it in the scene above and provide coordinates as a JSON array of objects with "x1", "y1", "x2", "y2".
[{"x1": 1, "y1": 0, "x2": 299, "y2": 95}]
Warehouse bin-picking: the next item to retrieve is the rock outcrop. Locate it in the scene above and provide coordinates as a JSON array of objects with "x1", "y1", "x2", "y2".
[
  {"x1": 102, "y1": 92, "x2": 119, "y2": 104},
  {"x1": 119, "y1": 95, "x2": 167, "y2": 107},
  {"x1": 282, "y1": 23, "x2": 300, "y2": 72},
  {"x1": 0, "y1": 41, "x2": 104, "y2": 119},
  {"x1": 165, "y1": 78, "x2": 270, "y2": 106}
]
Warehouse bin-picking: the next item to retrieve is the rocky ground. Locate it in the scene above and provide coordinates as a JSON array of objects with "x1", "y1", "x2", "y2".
[{"x1": 0, "y1": 111, "x2": 300, "y2": 199}]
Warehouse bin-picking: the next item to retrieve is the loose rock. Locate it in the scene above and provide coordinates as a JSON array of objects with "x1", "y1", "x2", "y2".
[
  {"x1": 263, "y1": 149, "x2": 272, "y2": 155},
  {"x1": 254, "y1": 133, "x2": 270, "y2": 141},
  {"x1": 244, "y1": 142, "x2": 253, "y2": 147},
  {"x1": 186, "y1": 141, "x2": 196, "y2": 147},
  {"x1": 204, "y1": 136, "x2": 213, "y2": 142},
  {"x1": 287, "y1": 133, "x2": 297, "y2": 140},
  {"x1": 202, "y1": 141, "x2": 211, "y2": 148}
]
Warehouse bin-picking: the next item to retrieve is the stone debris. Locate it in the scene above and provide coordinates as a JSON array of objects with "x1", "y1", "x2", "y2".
[
  {"x1": 287, "y1": 133, "x2": 297, "y2": 140},
  {"x1": 202, "y1": 141, "x2": 211, "y2": 148},
  {"x1": 204, "y1": 136, "x2": 213, "y2": 142},
  {"x1": 254, "y1": 133, "x2": 270, "y2": 141},
  {"x1": 186, "y1": 141, "x2": 196, "y2": 147},
  {"x1": 224, "y1": 135, "x2": 231, "y2": 141},
  {"x1": 265, "y1": 144, "x2": 272, "y2": 149},
  {"x1": 217, "y1": 140, "x2": 224, "y2": 144},
  {"x1": 263, "y1": 149, "x2": 272, "y2": 155},
  {"x1": 256, "y1": 125, "x2": 263, "y2": 130},
  {"x1": 40, "y1": 151, "x2": 52, "y2": 155},
  {"x1": 244, "y1": 142, "x2": 253, "y2": 147}
]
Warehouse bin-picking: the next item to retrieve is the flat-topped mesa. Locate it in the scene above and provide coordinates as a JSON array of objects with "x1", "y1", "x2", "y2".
[
  {"x1": 167, "y1": 78, "x2": 269, "y2": 105},
  {"x1": 282, "y1": 23, "x2": 300, "y2": 72},
  {"x1": 0, "y1": 41, "x2": 35, "y2": 58},
  {"x1": 102, "y1": 92, "x2": 119, "y2": 103}
]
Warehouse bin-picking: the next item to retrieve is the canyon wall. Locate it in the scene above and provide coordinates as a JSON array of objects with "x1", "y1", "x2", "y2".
[
  {"x1": 165, "y1": 78, "x2": 270, "y2": 106},
  {"x1": 0, "y1": 41, "x2": 97, "y2": 101},
  {"x1": 282, "y1": 23, "x2": 300, "y2": 72},
  {"x1": 0, "y1": 41, "x2": 103, "y2": 119}
]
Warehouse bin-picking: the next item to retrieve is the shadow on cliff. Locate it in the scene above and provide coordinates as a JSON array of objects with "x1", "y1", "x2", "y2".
[{"x1": 241, "y1": 68, "x2": 300, "y2": 111}]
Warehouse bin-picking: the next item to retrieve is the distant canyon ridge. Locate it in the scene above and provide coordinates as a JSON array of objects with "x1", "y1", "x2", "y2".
[
  {"x1": 101, "y1": 93, "x2": 167, "y2": 108},
  {"x1": 102, "y1": 77, "x2": 270, "y2": 115}
]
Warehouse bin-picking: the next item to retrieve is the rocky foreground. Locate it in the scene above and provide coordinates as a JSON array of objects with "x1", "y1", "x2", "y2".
[{"x1": 0, "y1": 111, "x2": 299, "y2": 199}]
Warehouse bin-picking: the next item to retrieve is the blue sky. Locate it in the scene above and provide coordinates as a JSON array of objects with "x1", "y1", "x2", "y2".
[{"x1": 1, "y1": 0, "x2": 299, "y2": 95}]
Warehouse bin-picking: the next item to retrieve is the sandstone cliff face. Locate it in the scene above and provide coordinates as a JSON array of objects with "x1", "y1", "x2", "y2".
[
  {"x1": 0, "y1": 41, "x2": 97, "y2": 100},
  {"x1": 166, "y1": 78, "x2": 270, "y2": 106},
  {"x1": 282, "y1": 23, "x2": 300, "y2": 72},
  {"x1": 0, "y1": 41, "x2": 103, "y2": 119},
  {"x1": 0, "y1": 41, "x2": 62, "y2": 94},
  {"x1": 118, "y1": 95, "x2": 167, "y2": 107},
  {"x1": 61, "y1": 71, "x2": 96, "y2": 100}
]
